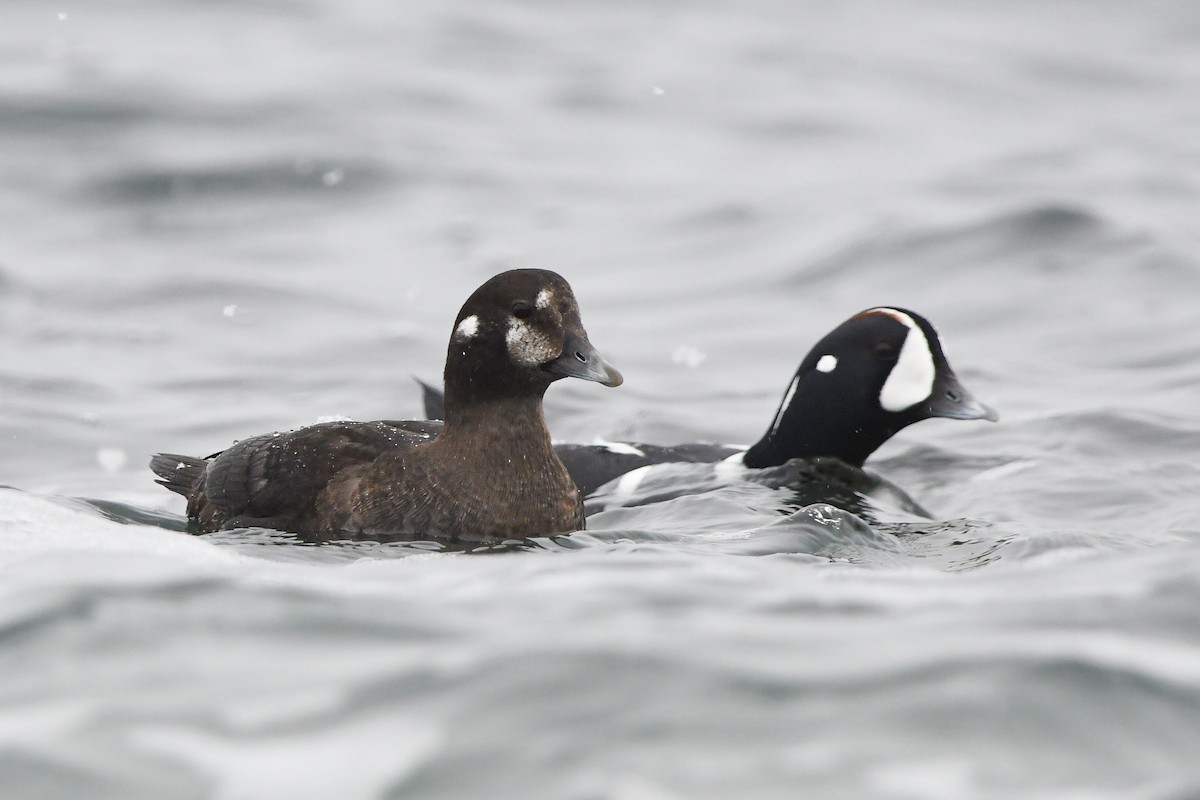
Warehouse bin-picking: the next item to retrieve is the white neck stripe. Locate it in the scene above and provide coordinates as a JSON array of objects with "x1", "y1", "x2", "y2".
[{"x1": 769, "y1": 374, "x2": 801, "y2": 435}]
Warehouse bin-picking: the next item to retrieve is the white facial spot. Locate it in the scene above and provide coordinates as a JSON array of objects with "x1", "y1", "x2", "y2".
[
  {"x1": 875, "y1": 310, "x2": 936, "y2": 412},
  {"x1": 536, "y1": 289, "x2": 553, "y2": 310},
  {"x1": 816, "y1": 354, "x2": 838, "y2": 373},
  {"x1": 455, "y1": 315, "x2": 479, "y2": 339}
]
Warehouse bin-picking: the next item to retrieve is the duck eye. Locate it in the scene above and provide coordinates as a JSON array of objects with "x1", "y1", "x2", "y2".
[
  {"x1": 873, "y1": 341, "x2": 898, "y2": 361},
  {"x1": 512, "y1": 301, "x2": 533, "y2": 320}
]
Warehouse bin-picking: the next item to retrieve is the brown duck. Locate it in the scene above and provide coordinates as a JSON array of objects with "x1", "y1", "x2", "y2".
[{"x1": 151, "y1": 269, "x2": 621, "y2": 543}]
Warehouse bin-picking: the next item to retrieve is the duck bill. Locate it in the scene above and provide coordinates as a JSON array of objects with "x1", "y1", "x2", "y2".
[
  {"x1": 543, "y1": 332, "x2": 623, "y2": 387},
  {"x1": 927, "y1": 371, "x2": 999, "y2": 422}
]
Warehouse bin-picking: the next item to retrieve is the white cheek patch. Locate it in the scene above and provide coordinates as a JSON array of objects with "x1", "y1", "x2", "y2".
[
  {"x1": 877, "y1": 311, "x2": 936, "y2": 412},
  {"x1": 455, "y1": 315, "x2": 479, "y2": 339},
  {"x1": 536, "y1": 289, "x2": 553, "y2": 310},
  {"x1": 506, "y1": 319, "x2": 555, "y2": 367},
  {"x1": 816, "y1": 354, "x2": 838, "y2": 373}
]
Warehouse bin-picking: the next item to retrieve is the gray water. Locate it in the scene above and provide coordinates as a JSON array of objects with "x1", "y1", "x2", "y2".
[{"x1": 4, "y1": 1, "x2": 1200, "y2": 798}]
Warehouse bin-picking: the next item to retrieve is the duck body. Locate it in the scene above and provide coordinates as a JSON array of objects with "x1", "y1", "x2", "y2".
[
  {"x1": 423, "y1": 306, "x2": 996, "y2": 501},
  {"x1": 151, "y1": 269, "x2": 621, "y2": 543}
]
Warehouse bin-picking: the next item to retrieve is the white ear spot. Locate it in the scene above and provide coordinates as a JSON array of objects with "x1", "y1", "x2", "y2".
[
  {"x1": 816, "y1": 354, "x2": 838, "y2": 373},
  {"x1": 536, "y1": 289, "x2": 552, "y2": 309},
  {"x1": 455, "y1": 315, "x2": 479, "y2": 339},
  {"x1": 876, "y1": 311, "x2": 936, "y2": 412}
]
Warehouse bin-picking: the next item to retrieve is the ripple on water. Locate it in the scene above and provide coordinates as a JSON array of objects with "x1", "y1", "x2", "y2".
[{"x1": 85, "y1": 158, "x2": 396, "y2": 205}]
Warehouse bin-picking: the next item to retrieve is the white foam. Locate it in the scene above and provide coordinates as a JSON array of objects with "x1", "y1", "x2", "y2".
[
  {"x1": 0, "y1": 489, "x2": 224, "y2": 570},
  {"x1": 867, "y1": 757, "x2": 977, "y2": 800},
  {"x1": 0, "y1": 489, "x2": 457, "y2": 599},
  {"x1": 128, "y1": 713, "x2": 442, "y2": 800}
]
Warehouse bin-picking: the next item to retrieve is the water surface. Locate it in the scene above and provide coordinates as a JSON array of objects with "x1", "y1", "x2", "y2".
[{"x1": 3, "y1": 2, "x2": 1200, "y2": 798}]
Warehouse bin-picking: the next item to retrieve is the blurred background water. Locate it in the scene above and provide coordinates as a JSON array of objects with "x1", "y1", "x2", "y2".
[{"x1": 3, "y1": 1, "x2": 1200, "y2": 798}]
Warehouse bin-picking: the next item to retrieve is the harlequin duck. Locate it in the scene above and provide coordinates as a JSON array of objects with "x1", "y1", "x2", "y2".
[
  {"x1": 150, "y1": 269, "x2": 622, "y2": 543},
  {"x1": 422, "y1": 306, "x2": 996, "y2": 499}
]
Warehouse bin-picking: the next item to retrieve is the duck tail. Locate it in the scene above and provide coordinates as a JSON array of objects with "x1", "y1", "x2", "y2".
[
  {"x1": 150, "y1": 453, "x2": 206, "y2": 498},
  {"x1": 415, "y1": 377, "x2": 445, "y2": 421}
]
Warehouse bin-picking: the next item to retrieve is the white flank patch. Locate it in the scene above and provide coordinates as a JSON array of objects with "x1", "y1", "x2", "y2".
[
  {"x1": 816, "y1": 354, "x2": 838, "y2": 373},
  {"x1": 455, "y1": 315, "x2": 479, "y2": 339},
  {"x1": 593, "y1": 439, "x2": 645, "y2": 457},
  {"x1": 714, "y1": 450, "x2": 747, "y2": 482},
  {"x1": 875, "y1": 309, "x2": 936, "y2": 412},
  {"x1": 768, "y1": 374, "x2": 801, "y2": 435},
  {"x1": 536, "y1": 289, "x2": 552, "y2": 309},
  {"x1": 607, "y1": 465, "x2": 652, "y2": 504}
]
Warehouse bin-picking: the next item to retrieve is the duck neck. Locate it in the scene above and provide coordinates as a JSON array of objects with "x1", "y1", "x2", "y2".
[
  {"x1": 435, "y1": 389, "x2": 581, "y2": 537},
  {"x1": 436, "y1": 386, "x2": 561, "y2": 474},
  {"x1": 743, "y1": 379, "x2": 895, "y2": 469},
  {"x1": 441, "y1": 393, "x2": 554, "y2": 454}
]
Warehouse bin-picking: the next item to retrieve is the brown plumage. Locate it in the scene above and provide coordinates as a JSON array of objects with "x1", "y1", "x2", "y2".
[{"x1": 151, "y1": 269, "x2": 621, "y2": 543}]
